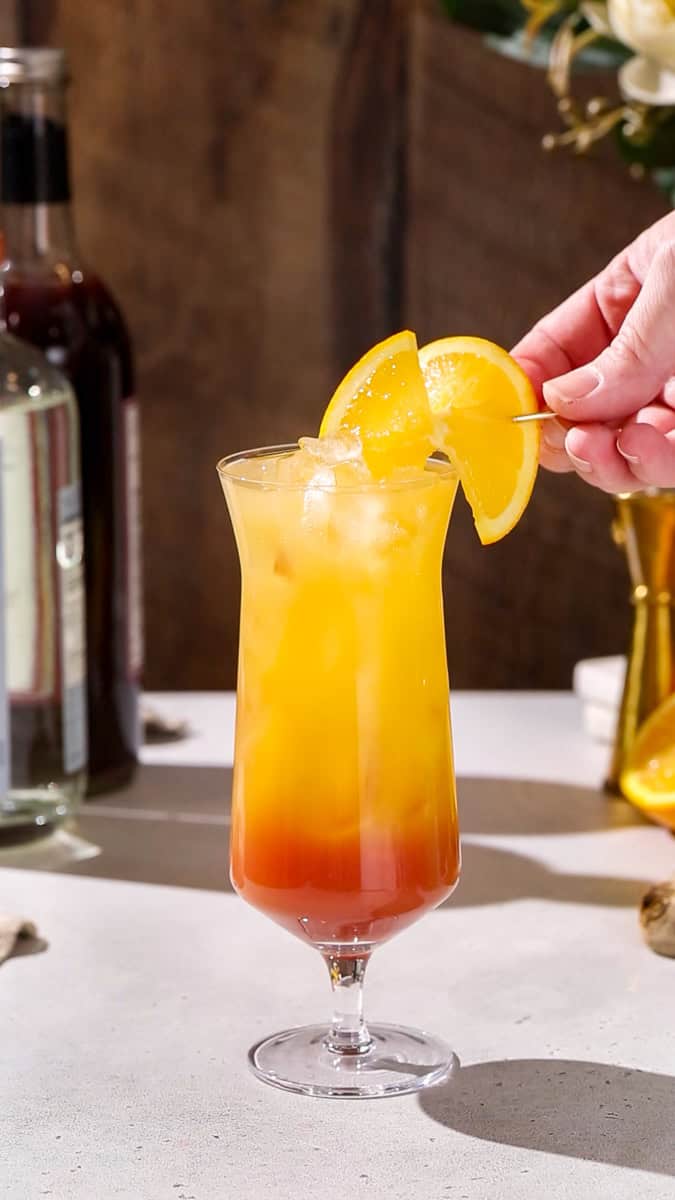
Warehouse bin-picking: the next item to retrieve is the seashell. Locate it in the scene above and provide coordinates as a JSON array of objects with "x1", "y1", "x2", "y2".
[{"x1": 640, "y1": 879, "x2": 675, "y2": 957}]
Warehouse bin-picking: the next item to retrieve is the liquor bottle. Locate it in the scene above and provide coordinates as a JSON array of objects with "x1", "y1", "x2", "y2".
[
  {"x1": 0, "y1": 47, "x2": 142, "y2": 794},
  {"x1": 0, "y1": 299, "x2": 86, "y2": 837}
]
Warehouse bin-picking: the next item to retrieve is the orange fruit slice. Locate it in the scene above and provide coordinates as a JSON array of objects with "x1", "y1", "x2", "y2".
[
  {"x1": 620, "y1": 694, "x2": 675, "y2": 830},
  {"x1": 321, "y1": 330, "x2": 539, "y2": 543},
  {"x1": 319, "y1": 331, "x2": 434, "y2": 478},
  {"x1": 419, "y1": 336, "x2": 539, "y2": 545}
]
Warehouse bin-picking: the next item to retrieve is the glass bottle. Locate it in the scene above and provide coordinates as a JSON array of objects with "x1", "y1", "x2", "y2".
[
  {"x1": 0, "y1": 288, "x2": 86, "y2": 837},
  {"x1": 600, "y1": 492, "x2": 672, "y2": 792},
  {"x1": 0, "y1": 47, "x2": 142, "y2": 794},
  {"x1": 606, "y1": 491, "x2": 675, "y2": 793}
]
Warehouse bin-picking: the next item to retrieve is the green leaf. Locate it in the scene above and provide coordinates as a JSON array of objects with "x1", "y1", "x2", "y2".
[
  {"x1": 439, "y1": 0, "x2": 525, "y2": 37},
  {"x1": 485, "y1": 30, "x2": 552, "y2": 67},
  {"x1": 575, "y1": 36, "x2": 632, "y2": 70},
  {"x1": 485, "y1": 26, "x2": 629, "y2": 71}
]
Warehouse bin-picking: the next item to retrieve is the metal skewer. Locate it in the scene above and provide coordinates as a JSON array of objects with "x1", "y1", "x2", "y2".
[{"x1": 511, "y1": 410, "x2": 558, "y2": 424}]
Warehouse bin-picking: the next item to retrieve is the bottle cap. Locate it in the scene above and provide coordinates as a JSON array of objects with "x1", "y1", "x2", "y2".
[
  {"x1": 0, "y1": 48, "x2": 70, "y2": 205},
  {"x1": 0, "y1": 47, "x2": 70, "y2": 204}
]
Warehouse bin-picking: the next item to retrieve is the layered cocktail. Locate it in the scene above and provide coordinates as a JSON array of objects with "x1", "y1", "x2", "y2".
[{"x1": 218, "y1": 331, "x2": 540, "y2": 1097}]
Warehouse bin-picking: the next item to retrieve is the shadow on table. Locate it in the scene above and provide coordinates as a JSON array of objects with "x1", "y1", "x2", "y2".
[
  {"x1": 0, "y1": 767, "x2": 235, "y2": 891},
  {"x1": 446, "y1": 775, "x2": 653, "y2": 909},
  {"x1": 457, "y1": 776, "x2": 646, "y2": 837},
  {"x1": 445, "y1": 841, "x2": 649, "y2": 909},
  {"x1": 419, "y1": 1057, "x2": 675, "y2": 1176},
  {"x1": 1, "y1": 770, "x2": 655, "y2": 906},
  {"x1": 74, "y1": 765, "x2": 234, "y2": 890}
]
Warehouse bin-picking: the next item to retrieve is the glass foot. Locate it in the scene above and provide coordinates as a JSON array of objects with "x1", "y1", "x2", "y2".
[{"x1": 249, "y1": 1022, "x2": 459, "y2": 1098}]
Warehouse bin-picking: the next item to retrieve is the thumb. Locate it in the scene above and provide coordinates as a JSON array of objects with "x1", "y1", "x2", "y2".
[{"x1": 543, "y1": 242, "x2": 675, "y2": 422}]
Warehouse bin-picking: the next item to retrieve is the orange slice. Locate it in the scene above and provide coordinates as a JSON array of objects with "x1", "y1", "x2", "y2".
[
  {"x1": 321, "y1": 330, "x2": 539, "y2": 543},
  {"x1": 419, "y1": 336, "x2": 539, "y2": 545},
  {"x1": 319, "y1": 331, "x2": 434, "y2": 478},
  {"x1": 620, "y1": 694, "x2": 675, "y2": 830}
]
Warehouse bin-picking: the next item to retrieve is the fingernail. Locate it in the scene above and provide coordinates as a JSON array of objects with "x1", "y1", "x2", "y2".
[
  {"x1": 542, "y1": 421, "x2": 566, "y2": 452},
  {"x1": 617, "y1": 441, "x2": 640, "y2": 465},
  {"x1": 545, "y1": 365, "x2": 602, "y2": 404},
  {"x1": 567, "y1": 451, "x2": 593, "y2": 473}
]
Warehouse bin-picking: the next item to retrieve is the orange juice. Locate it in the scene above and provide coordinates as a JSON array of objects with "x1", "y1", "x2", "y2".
[{"x1": 220, "y1": 446, "x2": 460, "y2": 953}]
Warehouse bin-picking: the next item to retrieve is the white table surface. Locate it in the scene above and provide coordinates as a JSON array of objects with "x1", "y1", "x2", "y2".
[{"x1": 3, "y1": 691, "x2": 675, "y2": 1200}]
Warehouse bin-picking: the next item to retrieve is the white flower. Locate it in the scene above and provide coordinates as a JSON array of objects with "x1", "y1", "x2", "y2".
[
  {"x1": 608, "y1": 0, "x2": 675, "y2": 71},
  {"x1": 584, "y1": 1, "x2": 675, "y2": 104}
]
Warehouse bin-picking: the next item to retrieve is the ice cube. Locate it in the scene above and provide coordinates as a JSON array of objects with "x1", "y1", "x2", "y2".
[
  {"x1": 305, "y1": 466, "x2": 336, "y2": 489},
  {"x1": 274, "y1": 449, "x2": 320, "y2": 486},
  {"x1": 298, "y1": 432, "x2": 363, "y2": 466},
  {"x1": 332, "y1": 459, "x2": 372, "y2": 486}
]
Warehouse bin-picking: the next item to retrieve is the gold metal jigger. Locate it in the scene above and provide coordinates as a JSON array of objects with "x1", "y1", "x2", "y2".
[{"x1": 606, "y1": 491, "x2": 675, "y2": 794}]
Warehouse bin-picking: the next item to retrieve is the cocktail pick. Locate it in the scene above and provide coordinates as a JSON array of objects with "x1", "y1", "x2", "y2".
[{"x1": 511, "y1": 410, "x2": 558, "y2": 424}]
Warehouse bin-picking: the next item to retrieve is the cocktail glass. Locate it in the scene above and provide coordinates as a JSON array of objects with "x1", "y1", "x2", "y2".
[{"x1": 218, "y1": 444, "x2": 460, "y2": 1098}]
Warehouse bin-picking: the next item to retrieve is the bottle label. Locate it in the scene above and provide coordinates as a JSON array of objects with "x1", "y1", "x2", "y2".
[
  {"x1": 123, "y1": 400, "x2": 144, "y2": 681},
  {"x1": 0, "y1": 438, "x2": 8, "y2": 797},
  {"x1": 3, "y1": 408, "x2": 41, "y2": 696},
  {"x1": 57, "y1": 483, "x2": 87, "y2": 774}
]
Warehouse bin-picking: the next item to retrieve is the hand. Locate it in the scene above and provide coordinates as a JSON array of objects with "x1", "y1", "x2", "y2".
[{"x1": 512, "y1": 212, "x2": 675, "y2": 492}]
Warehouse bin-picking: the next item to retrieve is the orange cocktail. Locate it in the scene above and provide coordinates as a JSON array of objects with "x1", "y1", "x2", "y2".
[
  {"x1": 218, "y1": 329, "x2": 539, "y2": 1098},
  {"x1": 221, "y1": 446, "x2": 459, "y2": 956}
]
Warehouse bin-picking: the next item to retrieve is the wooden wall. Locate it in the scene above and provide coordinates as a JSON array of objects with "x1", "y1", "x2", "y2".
[{"x1": 1, "y1": 0, "x2": 667, "y2": 688}]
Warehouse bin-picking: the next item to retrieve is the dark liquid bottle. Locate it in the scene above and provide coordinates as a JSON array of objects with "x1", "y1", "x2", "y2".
[{"x1": 0, "y1": 48, "x2": 142, "y2": 793}]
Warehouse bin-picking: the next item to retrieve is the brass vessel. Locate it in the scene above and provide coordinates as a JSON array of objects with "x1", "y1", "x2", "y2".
[{"x1": 607, "y1": 491, "x2": 675, "y2": 793}]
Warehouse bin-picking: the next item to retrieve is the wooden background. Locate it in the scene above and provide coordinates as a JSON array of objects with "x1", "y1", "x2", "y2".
[{"x1": 2, "y1": 0, "x2": 668, "y2": 689}]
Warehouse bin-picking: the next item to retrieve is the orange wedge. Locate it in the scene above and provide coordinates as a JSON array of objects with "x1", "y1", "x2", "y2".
[
  {"x1": 320, "y1": 331, "x2": 434, "y2": 478},
  {"x1": 321, "y1": 330, "x2": 539, "y2": 543},
  {"x1": 419, "y1": 336, "x2": 539, "y2": 545},
  {"x1": 620, "y1": 694, "x2": 675, "y2": 830}
]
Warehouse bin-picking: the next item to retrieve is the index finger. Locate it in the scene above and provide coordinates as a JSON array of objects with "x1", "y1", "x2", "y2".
[{"x1": 511, "y1": 257, "x2": 641, "y2": 404}]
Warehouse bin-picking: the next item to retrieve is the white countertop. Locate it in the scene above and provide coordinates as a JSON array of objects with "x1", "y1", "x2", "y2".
[{"x1": 3, "y1": 691, "x2": 675, "y2": 1200}]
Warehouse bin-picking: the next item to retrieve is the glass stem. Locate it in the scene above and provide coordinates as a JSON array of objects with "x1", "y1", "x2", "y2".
[{"x1": 322, "y1": 954, "x2": 373, "y2": 1056}]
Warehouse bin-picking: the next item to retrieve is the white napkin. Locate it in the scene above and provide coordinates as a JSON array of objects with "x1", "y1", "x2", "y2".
[
  {"x1": 0, "y1": 914, "x2": 38, "y2": 964},
  {"x1": 573, "y1": 655, "x2": 626, "y2": 745}
]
